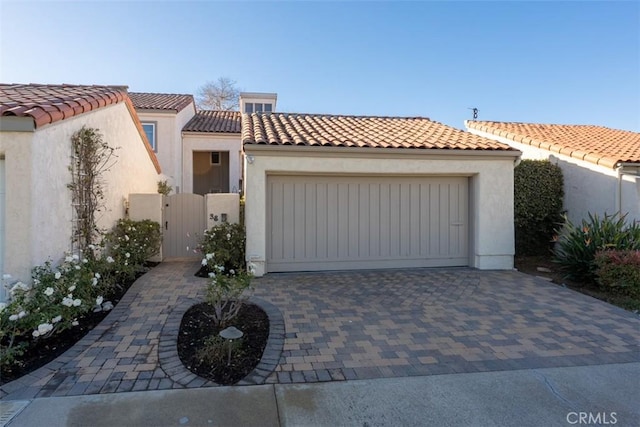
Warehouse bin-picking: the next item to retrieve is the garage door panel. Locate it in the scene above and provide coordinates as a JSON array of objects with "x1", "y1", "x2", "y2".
[{"x1": 267, "y1": 175, "x2": 468, "y2": 272}]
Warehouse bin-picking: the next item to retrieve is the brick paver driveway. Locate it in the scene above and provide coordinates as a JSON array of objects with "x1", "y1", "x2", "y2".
[
  {"x1": 253, "y1": 268, "x2": 639, "y2": 384},
  {"x1": 2, "y1": 262, "x2": 638, "y2": 399}
]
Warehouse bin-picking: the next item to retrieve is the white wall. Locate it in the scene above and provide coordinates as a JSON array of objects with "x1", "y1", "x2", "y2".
[
  {"x1": 182, "y1": 133, "x2": 243, "y2": 194},
  {"x1": 467, "y1": 128, "x2": 640, "y2": 225},
  {"x1": 0, "y1": 102, "x2": 160, "y2": 286},
  {"x1": 244, "y1": 147, "x2": 519, "y2": 276}
]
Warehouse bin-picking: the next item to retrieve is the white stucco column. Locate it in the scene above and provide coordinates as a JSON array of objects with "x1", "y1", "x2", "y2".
[{"x1": 229, "y1": 149, "x2": 241, "y2": 193}]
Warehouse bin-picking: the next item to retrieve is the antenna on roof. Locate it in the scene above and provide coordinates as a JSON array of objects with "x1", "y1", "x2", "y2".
[{"x1": 468, "y1": 107, "x2": 479, "y2": 120}]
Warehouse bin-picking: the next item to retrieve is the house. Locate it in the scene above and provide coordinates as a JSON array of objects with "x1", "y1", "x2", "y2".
[
  {"x1": 0, "y1": 84, "x2": 161, "y2": 298},
  {"x1": 465, "y1": 121, "x2": 640, "y2": 225},
  {"x1": 243, "y1": 113, "x2": 521, "y2": 276},
  {"x1": 130, "y1": 92, "x2": 276, "y2": 196}
]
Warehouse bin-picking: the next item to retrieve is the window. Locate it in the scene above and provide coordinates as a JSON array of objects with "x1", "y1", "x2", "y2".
[
  {"x1": 211, "y1": 151, "x2": 221, "y2": 165},
  {"x1": 264, "y1": 103, "x2": 273, "y2": 112},
  {"x1": 255, "y1": 103, "x2": 263, "y2": 113},
  {"x1": 244, "y1": 102, "x2": 273, "y2": 113},
  {"x1": 245, "y1": 103, "x2": 254, "y2": 113},
  {"x1": 141, "y1": 122, "x2": 157, "y2": 151}
]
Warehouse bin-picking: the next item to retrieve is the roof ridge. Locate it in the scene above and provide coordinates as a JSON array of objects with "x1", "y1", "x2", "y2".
[
  {"x1": 245, "y1": 111, "x2": 433, "y2": 121},
  {"x1": 129, "y1": 91, "x2": 193, "y2": 97},
  {"x1": 468, "y1": 120, "x2": 638, "y2": 133}
]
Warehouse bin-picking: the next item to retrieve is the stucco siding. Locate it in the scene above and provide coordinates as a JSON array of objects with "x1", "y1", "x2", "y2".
[
  {"x1": 468, "y1": 128, "x2": 640, "y2": 225},
  {"x1": 182, "y1": 134, "x2": 242, "y2": 194},
  {"x1": 244, "y1": 148, "x2": 517, "y2": 276},
  {"x1": 0, "y1": 102, "x2": 159, "y2": 286}
]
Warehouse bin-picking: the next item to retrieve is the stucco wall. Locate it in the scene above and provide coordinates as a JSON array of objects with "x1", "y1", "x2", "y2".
[
  {"x1": 0, "y1": 102, "x2": 159, "y2": 286},
  {"x1": 468, "y1": 129, "x2": 640, "y2": 225},
  {"x1": 182, "y1": 133, "x2": 242, "y2": 194},
  {"x1": 244, "y1": 147, "x2": 519, "y2": 276}
]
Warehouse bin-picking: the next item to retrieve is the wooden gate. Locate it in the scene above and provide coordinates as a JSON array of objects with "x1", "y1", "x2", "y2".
[{"x1": 163, "y1": 193, "x2": 206, "y2": 259}]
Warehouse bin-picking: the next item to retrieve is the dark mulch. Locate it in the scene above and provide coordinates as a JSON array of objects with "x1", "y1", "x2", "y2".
[
  {"x1": 177, "y1": 302, "x2": 269, "y2": 385},
  {"x1": 0, "y1": 264, "x2": 157, "y2": 385}
]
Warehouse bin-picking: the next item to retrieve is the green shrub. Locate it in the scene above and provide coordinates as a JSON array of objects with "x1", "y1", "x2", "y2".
[
  {"x1": 103, "y1": 219, "x2": 161, "y2": 280},
  {"x1": 199, "y1": 222, "x2": 246, "y2": 273},
  {"x1": 594, "y1": 250, "x2": 640, "y2": 298},
  {"x1": 514, "y1": 160, "x2": 565, "y2": 255},
  {"x1": 553, "y1": 213, "x2": 640, "y2": 282}
]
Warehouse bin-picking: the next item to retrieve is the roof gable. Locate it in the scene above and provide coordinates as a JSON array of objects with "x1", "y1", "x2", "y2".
[
  {"x1": 243, "y1": 113, "x2": 515, "y2": 151},
  {"x1": 183, "y1": 110, "x2": 241, "y2": 133},
  {"x1": 129, "y1": 92, "x2": 194, "y2": 113},
  {"x1": 1, "y1": 83, "x2": 127, "y2": 128},
  {"x1": 466, "y1": 121, "x2": 640, "y2": 168}
]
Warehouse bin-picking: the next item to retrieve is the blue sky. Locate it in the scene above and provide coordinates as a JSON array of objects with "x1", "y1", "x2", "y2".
[{"x1": 1, "y1": 1, "x2": 638, "y2": 131}]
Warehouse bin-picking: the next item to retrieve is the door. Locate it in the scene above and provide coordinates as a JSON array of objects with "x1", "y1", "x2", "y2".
[
  {"x1": 163, "y1": 193, "x2": 206, "y2": 258},
  {"x1": 267, "y1": 175, "x2": 469, "y2": 272}
]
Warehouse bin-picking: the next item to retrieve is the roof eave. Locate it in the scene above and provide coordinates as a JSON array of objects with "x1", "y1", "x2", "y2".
[{"x1": 244, "y1": 143, "x2": 521, "y2": 159}]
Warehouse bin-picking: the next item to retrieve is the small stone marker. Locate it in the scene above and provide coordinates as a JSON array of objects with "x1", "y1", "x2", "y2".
[{"x1": 536, "y1": 266, "x2": 552, "y2": 273}]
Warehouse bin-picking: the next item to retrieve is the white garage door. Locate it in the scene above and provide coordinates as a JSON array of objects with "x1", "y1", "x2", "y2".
[{"x1": 267, "y1": 175, "x2": 469, "y2": 272}]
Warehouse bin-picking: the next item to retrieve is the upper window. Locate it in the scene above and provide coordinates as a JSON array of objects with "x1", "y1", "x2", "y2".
[
  {"x1": 244, "y1": 102, "x2": 273, "y2": 113},
  {"x1": 211, "y1": 151, "x2": 221, "y2": 165},
  {"x1": 141, "y1": 122, "x2": 157, "y2": 152}
]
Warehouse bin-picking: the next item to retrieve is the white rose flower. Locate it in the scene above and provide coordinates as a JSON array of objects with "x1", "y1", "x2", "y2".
[
  {"x1": 91, "y1": 278, "x2": 98, "y2": 286},
  {"x1": 106, "y1": 256, "x2": 115, "y2": 264},
  {"x1": 96, "y1": 296, "x2": 104, "y2": 306},
  {"x1": 55, "y1": 272, "x2": 62, "y2": 280},
  {"x1": 73, "y1": 299, "x2": 82, "y2": 307},
  {"x1": 230, "y1": 269, "x2": 235, "y2": 275},
  {"x1": 32, "y1": 330, "x2": 40, "y2": 338},
  {"x1": 82, "y1": 258, "x2": 88, "y2": 264},
  {"x1": 38, "y1": 323, "x2": 53, "y2": 334},
  {"x1": 65, "y1": 255, "x2": 74, "y2": 263},
  {"x1": 125, "y1": 252, "x2": 130, "y2": 258},
  {"x1": 44, "y1": 287, "x2": 54, "y2": 296},
  {"x1": 125, "y1": 235, "x2": 130, "y2": 241},
  {"x1": 62, "y1": 297, "x2": 74, "y2": 307},
  {"x1": 9, "y1": 314, "x2": 18, "y2": 321},
  {"x1": 75, "y1": 265, "x2": 81, "y2": 270},
  {"x1": 18, "y1": 311, "x2": 26, "y2": 319},
  {"x1": 226, "y1": 233, "x2": 231, "y2": 240},
  {"x1": 95, "y1": 273, "x2": 101, "y2": 279},
  {"x1": 201, "y1": 258, "x2": 208, "y2": 266},
  {"x1": 72, "y1": 254, "x2": 79, "y2": 261},
  {"x1": 206, "y1": 253, "x2": 214, "y2": 260},
  {"x1": 68, "y1": 285, "x2": 76, "y2": 292},
  {"x1": 72, "y1": 320, "x2": 79, "y2": 326},
  {"x1": 52, "y1": 315, "x2": 62, "y2": 323},
  {"x1": 208, "y1": 272, "x2": 215, "y2": 278}
]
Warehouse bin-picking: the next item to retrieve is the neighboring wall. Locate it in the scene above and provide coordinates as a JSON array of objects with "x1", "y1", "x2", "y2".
[
  {"x1": 0, "y1": 102, "x2": 160, "y2": 284},
  {"x1": 468, "y1": 129, "x2": 640, "y2": 225},
  {"x1": 182, "y1": 133, "x2": 242, "y2": 194},
  {"x1": 138, "y1": 104, "x2": 195, "y2": 193},
  {"x1": 244, "y1": 147, "x2": 518, "y2": 276}
]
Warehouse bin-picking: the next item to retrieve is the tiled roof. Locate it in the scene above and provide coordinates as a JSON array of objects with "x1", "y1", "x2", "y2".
[
  {"x1": 243, "y1": 113, "x2": 515, "y2": 151},
  {"x1": 129, "y1": 92, "x2": 194, "y2": 112},
  {"x1": 0, "y1": 83, "x2": 126, "y2": 128},
  {"x1": 183, "y1": 110, "x2": 241, "y2": 133},
  {"x1": 466, "y1": 121, "x2": 640, "y2": 168}
]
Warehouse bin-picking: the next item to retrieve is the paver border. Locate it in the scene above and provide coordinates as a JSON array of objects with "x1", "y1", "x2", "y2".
[{"x1": 158, "y1": 296, "x2": 285, "y2": 388}]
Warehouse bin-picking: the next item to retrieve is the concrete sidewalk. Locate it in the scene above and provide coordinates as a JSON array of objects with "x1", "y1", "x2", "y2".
[{"x1": 3, "y1": 362, "x2": 638, "y2": 427}]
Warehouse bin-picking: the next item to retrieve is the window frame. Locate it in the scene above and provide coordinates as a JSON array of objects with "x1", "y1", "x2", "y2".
[
  {"x1": 210, "y1": 151, "x2": 221, "y2": 165},
  {"x1": 141, "y1": 122, "x2": 157, "y2": 152}
]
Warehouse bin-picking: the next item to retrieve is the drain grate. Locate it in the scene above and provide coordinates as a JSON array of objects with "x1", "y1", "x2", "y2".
[{"x1": 0, "y1": 400, "x2": 30, "y2": 427}]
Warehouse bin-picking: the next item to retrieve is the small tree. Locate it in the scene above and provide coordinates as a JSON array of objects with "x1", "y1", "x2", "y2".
[{"x1": 196, "y1": 77, "x2": 240, "y2": 111}]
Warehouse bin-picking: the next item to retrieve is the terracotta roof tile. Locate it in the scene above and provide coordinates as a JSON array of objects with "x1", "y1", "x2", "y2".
[
  {"x1": 0, "y1": 83, "x2": 127, "y2": 128},
  {"x1": 467, "y1": 121, "x2": 640, "y2": 167},
  {"x1": 129, "y1": 92, "x2": 194, "y2": 113},
  {"x1": 243, "y1": 113, "x2": 515, "y2": 151},
  {"x1": 182, "y1": 110, "x2": 241, "y2": 133}
]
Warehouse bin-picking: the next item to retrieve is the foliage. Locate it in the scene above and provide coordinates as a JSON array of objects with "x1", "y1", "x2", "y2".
[
  {"x1": 68, "y1": 127, "x2": 118, "y2": 252},
  {"x1": 594, "y1": 250, "x2": 640, "y2": 298},
  {"x1": 196, "y1": 334, "x2": 243, "y2": 366},
  {"x1": 157, "y1": 180, "x2": 173, "y2": 196},
  {"x1": 103, "y1": 219, "x2": 162, "y2": 280},
  {"x1": 199, "y1": 222, "x2": 253, "y2": 328},
  {"x1": 1, "y1": 220, "x2": 160, "y2": 371},
  {"x1": 553, "y1": 212, "x2": 640, "y2": 282},
  {"x1": 196, "y1": 77, "x2": 240, "y2": 111},
  {"x1": 514, "y1": 160, "x2": 565, "y2": 255},
  {"x1": 199, "y1": 222, "x2": 246, "y2": 273}
]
